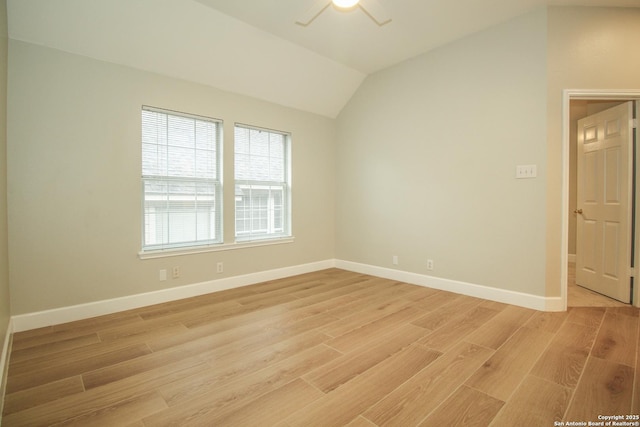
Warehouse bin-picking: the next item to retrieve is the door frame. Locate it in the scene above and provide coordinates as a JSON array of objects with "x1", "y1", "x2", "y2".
[{"x1": 562, "y1": 89, "x2": 640, "y2": 310}]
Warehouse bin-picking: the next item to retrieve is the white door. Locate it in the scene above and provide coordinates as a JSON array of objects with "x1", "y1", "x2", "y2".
[{"x1": 575, "y1": 102, "x2": 634, "y2": 303}]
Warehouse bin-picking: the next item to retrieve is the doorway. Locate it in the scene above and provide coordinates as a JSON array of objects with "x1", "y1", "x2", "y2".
[{"x1": 563, "y1": 90, "x2": 640, "y2": 309}]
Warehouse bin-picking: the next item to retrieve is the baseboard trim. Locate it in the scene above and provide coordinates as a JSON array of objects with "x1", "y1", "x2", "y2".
[
  {"x1": 0, "y1": 317, "x2": 13, "y2": 422},
  {"x1": 11, "y1": 259, "x2": 336, "y2": 332},
  {"x1": 11, "y1": 257, "x2": 565, "y2": 333},
  {"x1": 336, "y1": 260, "x2": 564, "y2": 312},
  {"x1": 568, "y1": 253, "x2": 576, "y2": 263}
]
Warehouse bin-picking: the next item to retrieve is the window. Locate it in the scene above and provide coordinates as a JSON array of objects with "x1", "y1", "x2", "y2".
[
  {"x1": 234, "y1": 124, "x2": 291, "y2": 241},
  {"x1": 141, "y1": 106, "x2": 222, "y2": 251}
]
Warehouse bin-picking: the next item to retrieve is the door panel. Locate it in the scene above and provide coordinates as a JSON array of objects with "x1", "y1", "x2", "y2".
[
  {"x1": 576, "y1": 102, "x2": 633, "y2": 303},
  {"x1": 604, "y1": 147, "x2": 620, "y2": 203},
  {"x1": 602, "y1": 221, "x2": 619, "y2": 278},
  {"x1": 584, "y1": 151, "x2": 598, "y2": 203},
  {"x1": 582, "y1": 219, "x2": 597, "y2": 273}
]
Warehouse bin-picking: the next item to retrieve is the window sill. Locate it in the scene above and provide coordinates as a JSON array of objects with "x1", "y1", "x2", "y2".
[{"x1": 138, "y1": 237, "x2": 295, "y2": 260}]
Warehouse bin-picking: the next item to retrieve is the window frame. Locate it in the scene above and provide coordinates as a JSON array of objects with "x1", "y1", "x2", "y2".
[
  {"x1": 140, "y1": 105, "x2": 223, "y2": 253},
  {"x1": 234, "y1": 123, "x2": 292, "y2": 243}
]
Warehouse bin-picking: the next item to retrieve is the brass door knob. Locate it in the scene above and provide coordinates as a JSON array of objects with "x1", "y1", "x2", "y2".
[{"x1": 574, "y1": 209, "x2": 583, "y2": 214}]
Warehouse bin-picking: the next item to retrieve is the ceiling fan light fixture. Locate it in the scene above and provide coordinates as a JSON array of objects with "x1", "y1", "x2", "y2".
[
  {"x1": 296, "y1": 0, "x2": 390, "y2": 27},
  {"x1": 331, "y1": 0, "x2": 360, "y2": 10}
]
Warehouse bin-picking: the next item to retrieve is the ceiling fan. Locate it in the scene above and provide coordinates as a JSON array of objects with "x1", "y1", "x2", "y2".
[{"x1": 295, "y1": 0, "x2": 392, "y2": 27}]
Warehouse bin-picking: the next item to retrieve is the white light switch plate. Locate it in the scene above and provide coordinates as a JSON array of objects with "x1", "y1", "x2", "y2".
[{"x1": 516, "y1": 164, "x2": 537, "y2": 179}]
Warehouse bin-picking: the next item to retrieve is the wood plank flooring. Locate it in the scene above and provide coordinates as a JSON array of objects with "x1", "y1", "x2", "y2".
[{"x1": 2, "y1": 269, "x2": 639, "y2": 426}]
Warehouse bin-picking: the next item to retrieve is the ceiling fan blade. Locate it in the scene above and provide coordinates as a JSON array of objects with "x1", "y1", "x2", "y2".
[
  {"x1": 295, "y1": 0, "x2": 331, "y2": 26},
  {"x1": 358, "y1": 0, "x2": 392, "y2": 26}
]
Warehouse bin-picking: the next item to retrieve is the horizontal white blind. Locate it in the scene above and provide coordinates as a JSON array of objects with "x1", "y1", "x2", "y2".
[
  {"x1": 142, "y1": 107, "x2": 222, "y2": 251},
  {"x1": 234, "y1": 124, "x2": 291, "y2": 241}
]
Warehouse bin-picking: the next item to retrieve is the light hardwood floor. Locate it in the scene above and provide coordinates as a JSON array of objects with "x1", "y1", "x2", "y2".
[{"x1": 2, "y1": 269, "x2": 639, "y2": 426}]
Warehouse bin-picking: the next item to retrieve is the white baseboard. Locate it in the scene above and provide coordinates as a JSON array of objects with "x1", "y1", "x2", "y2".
[
  {"x1": 568, "y1": 253, "x2": 576, "y2": 263},
  {"x1": 11, "y1": 257, "x2": 565, "y2": 333},
  {"x1": 11, "y1": 259, "x2": 336, "y2": 332},
  {"x1": 0, "y1": 317, "x2": 13, "y2": 422},
  {"x1": 336, "y1": 260, "x2": 564, "y2": 312}
]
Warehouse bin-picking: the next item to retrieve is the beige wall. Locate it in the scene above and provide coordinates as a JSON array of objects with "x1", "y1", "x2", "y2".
[
  {"x1": 336, "y1": 5, "x2": 640, "y2": 301},
  {"x1": 7, "y1": 41, "x2": 336, "y2": 314},
  {"x1": 0, "y1": 0, "x2": 9, "y2": 347},
  {"x1": 546, "y1": 6, "x2": 640, "y2": 297},
  {"x1": 336, "y1": 9, "x2": 549, "y2": 296}
]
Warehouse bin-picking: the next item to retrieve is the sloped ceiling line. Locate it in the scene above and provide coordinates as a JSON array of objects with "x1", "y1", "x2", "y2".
[{"x1": 7, "y1": 0, "x2": 640, "y2": 118}]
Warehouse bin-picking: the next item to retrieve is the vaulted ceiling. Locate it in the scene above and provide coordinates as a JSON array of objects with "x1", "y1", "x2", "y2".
[{"x1": 7, "y1": 0, "x2": 640, "y2": 117}]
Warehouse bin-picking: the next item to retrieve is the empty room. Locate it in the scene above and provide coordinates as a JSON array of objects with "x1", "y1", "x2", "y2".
[{"x1": 0, "y1": 0, "x2": 639, "y2": 425}]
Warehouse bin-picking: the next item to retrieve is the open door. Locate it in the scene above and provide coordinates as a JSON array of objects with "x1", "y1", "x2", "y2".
[{"x1": 575, "y1": 102, "x2": 634, "y2": 303}]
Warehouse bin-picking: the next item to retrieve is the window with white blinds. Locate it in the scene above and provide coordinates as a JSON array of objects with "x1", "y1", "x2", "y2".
[
  {"x1": 141, "y1": 106, "x2": 222, "y2": 251},
  {"x1": 234, "y1": 124, "x2": 291, "y2": 241}
]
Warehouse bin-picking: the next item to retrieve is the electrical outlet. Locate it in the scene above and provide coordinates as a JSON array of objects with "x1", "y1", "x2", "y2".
[
  {"x1": 159, "y1": 269, "x2": 167, "y2": 281},
  {"x1": 172, "y1": 266, "x2": 180, "y2": 279},
  {"x1": 392, "y1": 255, "x2": 398, "y2": 265},
  {"x1": 217, "y1": 262, "x2": 223, "y2": 274},
  {"x1": 427, "y1": 259, "x2": 434, "y2": 271}
]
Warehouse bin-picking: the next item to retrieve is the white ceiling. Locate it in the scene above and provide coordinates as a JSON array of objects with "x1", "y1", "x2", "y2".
[
  {"x1": 7, "y1": 0, "x2": 640, "y2": 118},
  {"x1": 196, "y1": 0, "x2": 640, "y2": 74}
]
